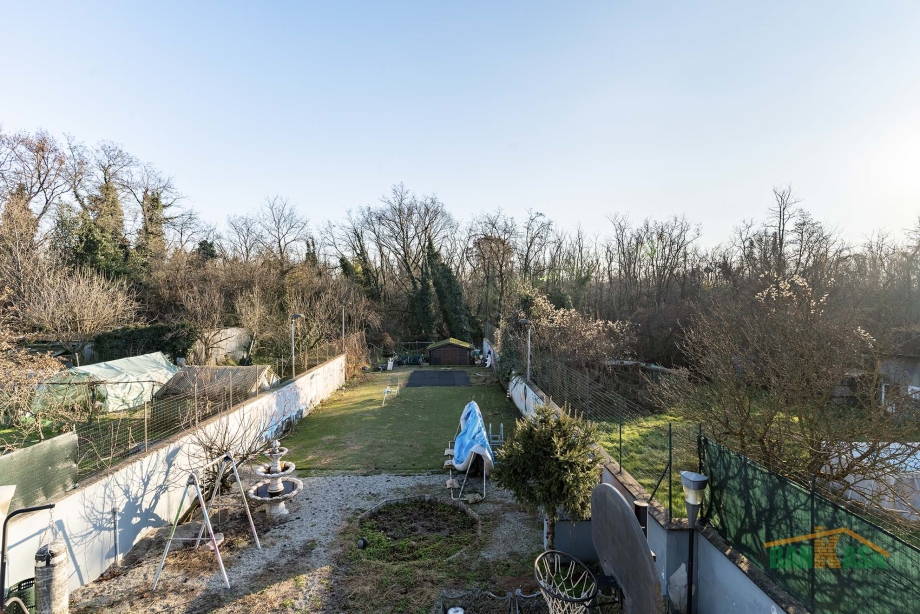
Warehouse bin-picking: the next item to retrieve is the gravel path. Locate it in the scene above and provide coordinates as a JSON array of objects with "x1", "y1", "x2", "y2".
[{"x1": 70, "y1": 472, "x2": 540, "y2": 614}]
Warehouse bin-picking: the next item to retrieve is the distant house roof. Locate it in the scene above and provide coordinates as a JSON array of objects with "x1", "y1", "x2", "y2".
[
  {"x1": 426, "y1": 338, "x2": 473, "y2": 351},
  {"x1": 154, "y1": 365, "x2": 278, "y2": 401}
]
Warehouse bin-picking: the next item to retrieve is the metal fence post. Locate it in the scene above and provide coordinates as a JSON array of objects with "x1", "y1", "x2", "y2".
[
  {"x1": 618, "y1": 398, "x2": 623, "y2": 473},
  {"x1": 810, "y1": 477, "x2": 816, "y2": 612},
  {"x1": 668, "y1": 422, "x2": 673, "y2": 522},
  {"x1": 586, "y1": 379, "x2": 591, "y2": 420},
  {"x1": 144, "y1": 402, "x2": 149, "y2": 453},
  {"x1": 697, "y1": 423, "x2": 703, "y2": 474}
]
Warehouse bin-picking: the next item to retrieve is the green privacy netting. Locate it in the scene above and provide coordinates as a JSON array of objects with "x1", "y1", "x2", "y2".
[
  {"x1": 0, "y1": 431, "x2": 77, "y2": 512},
  {"x1": 702, "y1": 438, "x2": 920, "y2": 613},
  {"x1": 33, "y1": 352, "x2": 179, "y2": 413}
]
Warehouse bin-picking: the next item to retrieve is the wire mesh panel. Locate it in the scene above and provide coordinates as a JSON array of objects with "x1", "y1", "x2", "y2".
[
  {"x1": 702, "y1": 438, "x2": 920, "y2": 614},
  {"x1": 503, "y1": 344, "x2": 699, "y2": 519},
  {"x1": 36, "y1": 333, "x2": 370, "y2": 481}
]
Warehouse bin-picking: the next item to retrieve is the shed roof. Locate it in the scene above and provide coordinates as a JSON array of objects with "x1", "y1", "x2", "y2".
[
  {"x1": 426, "y1": 338, "x2": 473, "y2": 351},
  {"x1": 155, "y1": 365, "x2": 277, "y2": 400},
  {"x1": 36, "y1": 352, "x2": 179, "y2": 413}
]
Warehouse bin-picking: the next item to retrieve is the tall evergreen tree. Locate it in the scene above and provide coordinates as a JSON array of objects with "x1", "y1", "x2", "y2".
[
  {"x1": 413, "y1": 264, "x2": 436, "y2": 340},
  {"x1": 427, "y1": 238, "x2": 470, "y2": 340},
  {"x1": 136, "y1": 191, "x2": 166, "y2": 264},
  {"x1": 72, "y1": 179, "x2": 135, "y2": 277}
]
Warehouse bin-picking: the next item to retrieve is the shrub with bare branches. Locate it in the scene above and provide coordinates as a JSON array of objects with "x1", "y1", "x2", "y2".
[
  {"x1": 654, "y1": 274, "x2": 920, "y2": 519},
  {"x1": 19, "y1": 264, "x2": 136, "y2": 365}
]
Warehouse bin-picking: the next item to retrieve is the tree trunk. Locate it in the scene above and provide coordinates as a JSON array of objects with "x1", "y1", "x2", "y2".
[{"x1": 546, "y1": 516, "x2": 556, "y2": 550}]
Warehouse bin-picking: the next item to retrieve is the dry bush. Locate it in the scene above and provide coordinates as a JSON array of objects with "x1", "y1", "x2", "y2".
[
  {"x1": 19, "y1": 264, "x2": 136, "y2": 365},
  {"x1": 0, "y1": 294, "x2": 67, "y2": 449},
  {"x1": 497, "y1": 288, "x2": 635, "y2": 372}
]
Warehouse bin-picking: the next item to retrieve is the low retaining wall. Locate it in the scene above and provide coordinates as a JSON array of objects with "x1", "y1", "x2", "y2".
[
  {"x1": 506, "y1": 375, "x2": 545, "y2": 418},
  {"x1": 5, "y1": 355, "x2": 346, "y2": 590}
]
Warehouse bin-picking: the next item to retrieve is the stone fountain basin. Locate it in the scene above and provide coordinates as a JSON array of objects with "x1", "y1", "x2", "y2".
[
  {"x1": 253, "y1": 461, "x2": 296, "y2": 478},
  {"x1": 246, "y1": 477, "x2": 304, "y2": 503}
]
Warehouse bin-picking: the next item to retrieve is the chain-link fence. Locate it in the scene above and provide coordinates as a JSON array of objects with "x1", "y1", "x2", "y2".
[
  {"x1": 702, "y1": 437, "x2": 920, "y2": 614},
  {"x1": 264, "y1": 331, "x2": 368, "y2": 381},
  {"x1": 484, "y1": 321, "x2": 498, "y2": 344},
  {"x1": 366, "y1": 340, "x2": 433, "y2": 367},
  {"x1": 499, "y1": 342, "x2": 699, "y2": 520},
  {"x1": 3, "y1": 332, "x2": 369, "y2": 482}
]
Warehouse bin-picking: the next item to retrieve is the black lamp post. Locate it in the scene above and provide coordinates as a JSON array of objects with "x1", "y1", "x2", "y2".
[{"x1": 681, "y1": 470, "x2": 708, "y2": 614}]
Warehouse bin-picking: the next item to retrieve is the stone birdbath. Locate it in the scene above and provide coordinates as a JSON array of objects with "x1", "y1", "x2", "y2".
[{"x1": 246, "y1": 440, "x2": 303, "y2": 516}]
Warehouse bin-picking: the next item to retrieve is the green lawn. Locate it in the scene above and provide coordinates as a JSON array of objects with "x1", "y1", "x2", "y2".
[
  {"x1": 284, "y1": 367, "x2": 521, "y2": 474},
  {"x1": 596, "y1": 413, "x2": 699, "y2": 518}
]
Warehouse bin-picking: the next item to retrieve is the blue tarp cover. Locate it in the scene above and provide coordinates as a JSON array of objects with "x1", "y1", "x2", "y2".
[{"x1": 449, "y1": 401, "x2": 494, "y2": 475}]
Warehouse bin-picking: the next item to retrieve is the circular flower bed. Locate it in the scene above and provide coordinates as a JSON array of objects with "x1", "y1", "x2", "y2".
[{"x1": 358, "y1": 496, "x2": 479, "y2": 562}]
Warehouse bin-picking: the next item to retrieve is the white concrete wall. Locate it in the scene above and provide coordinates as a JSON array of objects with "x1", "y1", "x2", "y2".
[
  {"x1": 696, "y1": 532, "x2": 786, "y2": 614},
  {"x1": 507, "y1": 375, "x2": 545, "y2": 418},
  {"x1": 5, "y1": 355, "x2": 345, "y2": 590}
]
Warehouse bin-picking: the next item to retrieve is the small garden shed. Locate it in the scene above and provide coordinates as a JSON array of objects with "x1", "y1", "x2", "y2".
[{"x1": 427, "y1": 338, "x2": 473, "y2": 366}]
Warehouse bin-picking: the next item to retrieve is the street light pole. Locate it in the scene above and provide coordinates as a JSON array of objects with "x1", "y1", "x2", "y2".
[{"x1": 290, "y1": 314, "x2": 304, "y2": 378}]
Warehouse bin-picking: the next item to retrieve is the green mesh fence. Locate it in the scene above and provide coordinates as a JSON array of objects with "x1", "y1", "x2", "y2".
[
  {"x1": 702, "y1": 438, "x2": 920, "y2": 613},
  {"x1": 502, "y1": 345, "x2": 700, "y2": 519}
]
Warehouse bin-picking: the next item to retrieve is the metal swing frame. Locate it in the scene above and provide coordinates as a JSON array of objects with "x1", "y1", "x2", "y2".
[
  {"x1": 445, "y1": 437, "x2": 487, "y2": 501},
  {"x1": 151, "y1": 452, "x2": 260, "y2": 590}
]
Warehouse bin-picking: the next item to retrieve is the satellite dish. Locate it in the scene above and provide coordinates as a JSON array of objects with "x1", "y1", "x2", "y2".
[{"x1": 591, "y1": 483, "x2": 662, "y2": 614}]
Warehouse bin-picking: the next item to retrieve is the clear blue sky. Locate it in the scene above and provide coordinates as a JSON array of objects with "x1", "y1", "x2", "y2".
[{"x1": 2, "y1": 1, "x2": 919, "y2": 244}]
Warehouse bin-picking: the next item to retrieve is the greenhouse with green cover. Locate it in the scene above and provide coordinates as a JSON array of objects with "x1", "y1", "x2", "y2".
[{"x1": 33, "y1": 352, "x2": 179, "y2": 414}]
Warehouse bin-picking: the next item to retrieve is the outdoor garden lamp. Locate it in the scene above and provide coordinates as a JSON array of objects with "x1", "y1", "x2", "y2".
[
  {"x1": 680, "y1": 471, "x2": 708, "y2": 526},
  {"x1": 680, "y1": 471, "x2": 708, "y2": 614}
]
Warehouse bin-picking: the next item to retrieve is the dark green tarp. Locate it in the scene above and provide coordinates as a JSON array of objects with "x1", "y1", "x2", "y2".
[
  {"x1": 0, "y1": 432, "x2": 77, "y2": 513},
  {"x1": 702, "y1": 438, "x2": 920, "y2": 613}
]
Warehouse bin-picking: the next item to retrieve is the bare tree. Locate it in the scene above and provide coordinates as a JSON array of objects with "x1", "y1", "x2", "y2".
[
  {"x1": 182, "y1": 278, "x2": 230, "y2": 365},
  {"x1": 654, "y1": 274, "x2": 920, "y2": 519},
  {"x1": 0, "y1": 292, "x2": 65, "y2": 449},
  {"x1": 19, "y1": 264, "x2": 136, "y2": 365},
  {"x1": 257, "y1": 196, "x2": 311, "y2": 269},
  {"x1": 165, "y1": 209, "x2": 215, "y2": 252},
  {"x1": 768, "y1": 184, "x2": 802, "y2": 276},
  {"x1": 517, "y1": 209, "x2": 552, "y2": 286},
  {"x1": 124, "y1": 162, "x2": 184, "y2": 259},
  {"x1": 235, "y1": 286, "x2": 279, "y2": 358},
  {"x1": 223, "y1": 214, "x2": 262, "y2": 263},
  {"x1": 471, "y1": 211, "x2": 517, "y2": 316},
  {"x1": 0, "y1": 129, "x2": 69, "y2": 225}
]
